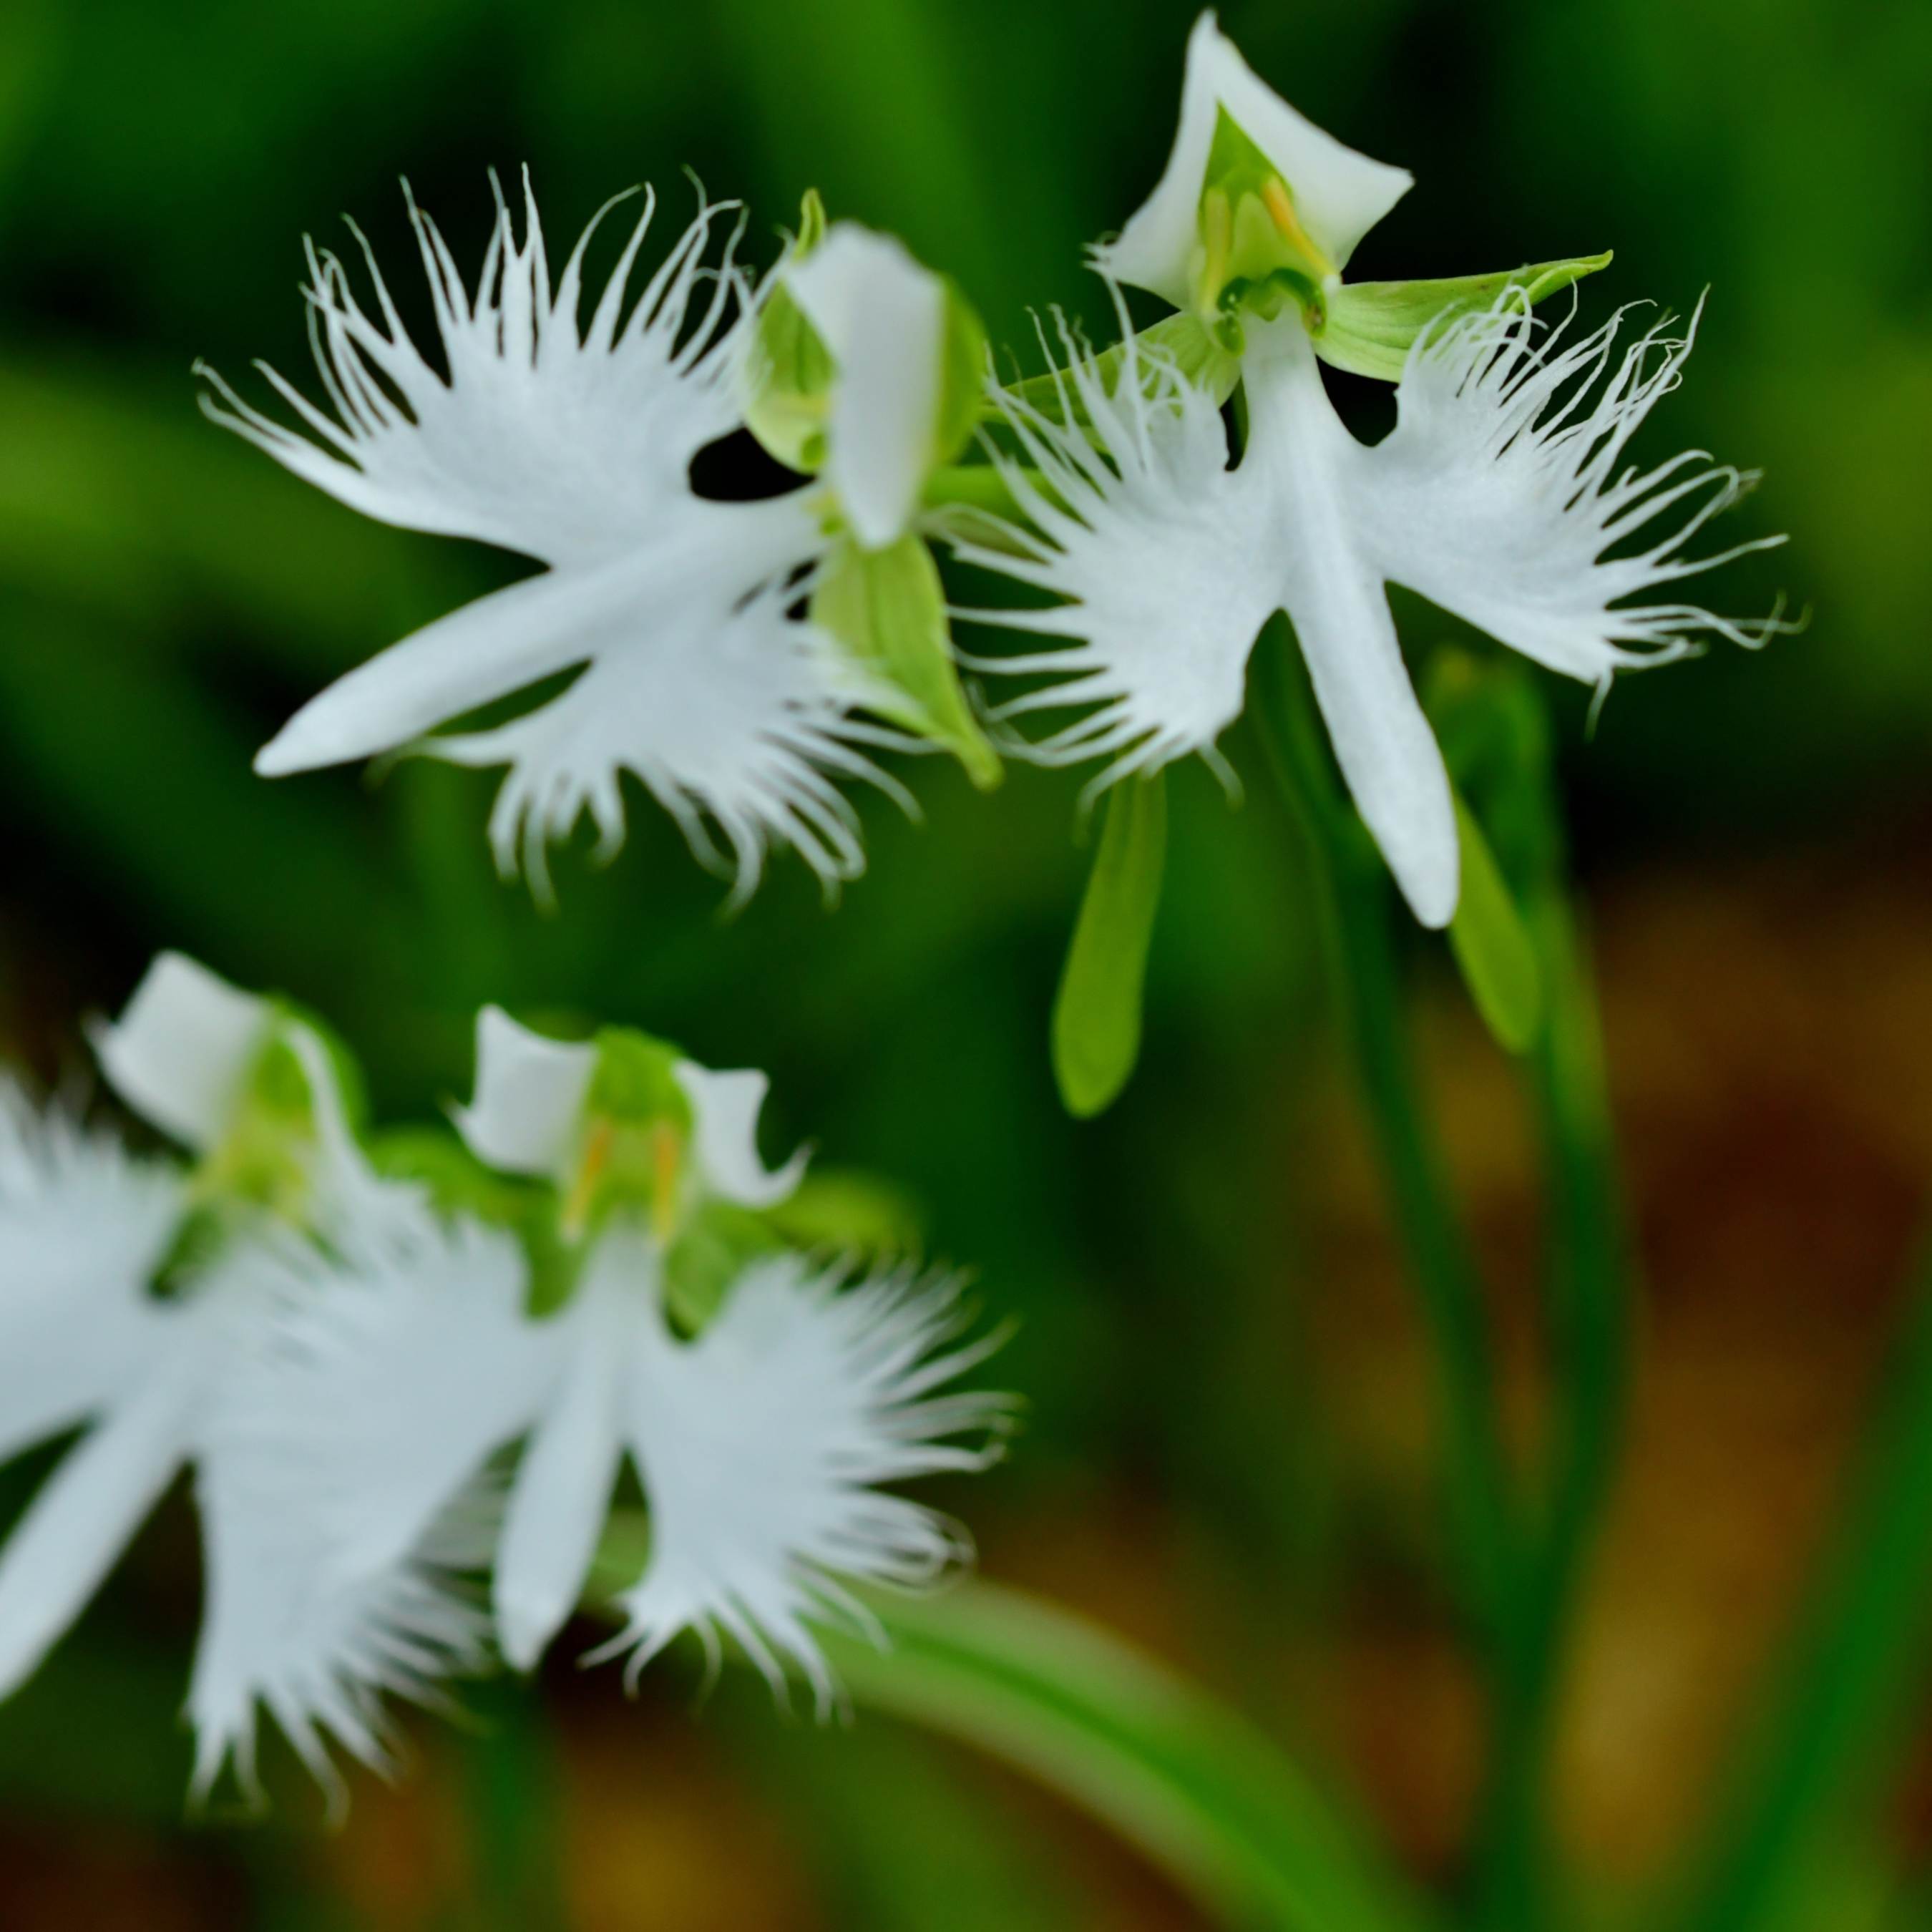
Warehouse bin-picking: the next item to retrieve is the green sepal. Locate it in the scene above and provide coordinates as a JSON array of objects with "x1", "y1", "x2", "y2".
[
  {"x1": 585, "y1": 1027, "x2": 691, "y2": 1135},
  {"x1": 811, "y1": 532, "x2": 1001, "y2": 789},
  {"x1": 743, "y1": 189, "x2": 836, "y2": 474},
  {"x1": 932, "y1": 277, "x2": 990, "y2": 470},
  {"x1": 764, "y1": 1167, "x2": 926, "y2": 1261},
  {"x1": 1447, "y1": 790, "x2": 1544, "y2": 1056},
  {"x1": 995, "y1": 311, "x2": 1241, "y2": 431},
  {"x1": 662, "y1": 1200, "x2": 785, "y2": 1336},
  {"x1": 1313, "y1": 252, "x2": 1612, "y2": 382},
  {"x1": 1051, "y1": 774, "x2": 1167, "y2": 1118}
]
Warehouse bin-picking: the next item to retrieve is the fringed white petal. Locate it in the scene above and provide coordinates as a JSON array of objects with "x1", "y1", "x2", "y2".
[
  {"x1": 199, "y1": 177, "x2": 750, "y2": 570},
  {"x1": 1096, "y1": 11, "x2": 1413, "y2": 304},
  {"x1": 423, "y1": 570, "x2": 910, "y2": 905},
  {"x1": 452, "y1": 1006, "x2": 597, "y2": 1181},
  {"x1": 596, "y1": 1247, "x2": 1012, "y2": 1716},
  {"x1": 207, "y1": 175, "x2": 910, "y2": 899},
  {"x1": 228, "y1": 1213, "x2": 555, "y2": 1589},
  {"x1": 90, "y1": 952, "x2": 269, "y2": 1153},
  {"x1": 188, "y1": 1385, "x2": 499, "y2": 1807},
  {"x1": 1355, "y1": 291, "x2": 1793, "y2": 687},
  {"x1": 0, "y1": 1081, "x2": 183, "y2": 1465},
  {"x1": 951, "y1": 320, "x2": 1279, "y2": 796},
  {"x1": 674, "y1": 1063, "x2": 809, "y2": 1210}
]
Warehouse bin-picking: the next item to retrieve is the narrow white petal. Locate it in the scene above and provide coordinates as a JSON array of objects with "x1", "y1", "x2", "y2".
[
  {"x1": 200, "y1": 185, "x2": 751, "y2": 570},
  {"x1": 597, "y1": 1248, "x2": 1010, "y2": 1714},
  {"x1": 453, "y1": 1007, "x2": 597, "y2": 1180},
  {"x1": 955, "y1": 321, "x2": 1279, "y2": 789},
  {"x1": 1244, "y1": 327, "x2": 1458, "y2": 927},
  {"x1": 0, "y1": 1320, "x2": 208, "y2": 1697},
  {"x1": 789, "y1": 224, "x2": 945, "y2": 550},
  {"x1": 1098, "y1": 11, "x2": 1413, "y2": 305},
  {"x1": 674, "y1": 1063, "x2": 808, "y2": 1210},
  {"x1": 494, "y1": 1252, "x2": 631, "y2": 1669},
  {"x1": 90, "y1": 952, "x2": 269, "y2": 1152},
  {"x1": 1355, "y1": 292, "x2": 1791, "y2": 685},
  {"x1": 254, "y1": 499, "x2": 809, "y2": 777},
  {"x1": 0, "y1": 1083, "x2": 183, "y2": 1464}
]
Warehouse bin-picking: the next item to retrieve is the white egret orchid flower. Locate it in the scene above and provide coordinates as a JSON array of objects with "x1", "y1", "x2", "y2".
[
  {"x1": 201, "y1": 177, "x2": 930, "y2": 901},
  {"x1": 240, "y1": 1009, "x2": 1008, "y2": 1710},
  {"x1": 0, "y1": 955, "x2": 482, "y2": 1797},
  {"x1": 959, "y1": 12, "x2": 1787, "y2": 927}
]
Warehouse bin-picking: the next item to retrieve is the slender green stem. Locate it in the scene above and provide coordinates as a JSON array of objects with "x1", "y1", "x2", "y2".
[
  {"x1": 1251, "y1": 628, "x2": 1521, "y2": 1658},
  {"x1": 456, "y1": 1677, "x2": 570, "y2": 1932},
  {"x1": 1677, "y1": 1242, "x2": 1932, "y2": 1932},
  {"x1": 1476, "y1": 875, "x2": 1632, "y2": 1928}
]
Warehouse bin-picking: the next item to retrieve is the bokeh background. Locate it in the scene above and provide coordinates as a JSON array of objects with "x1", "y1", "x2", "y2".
[{"x1": 3, "y1": 0, "x2": 1931, "y2": 1924}]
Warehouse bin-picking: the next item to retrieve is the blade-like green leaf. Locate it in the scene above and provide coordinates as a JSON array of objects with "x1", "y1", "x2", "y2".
[
  {"x1": 1052, "y1": 774, "x2": 1166, "y2": 1118},
  {"x1": 1447, "y1": 791, "x2": 1544, "y2": 1055},
  {"x1": 831, "y1": 1584, "x2": 1429, "y2": 1932},
  {"x1": 1314, "y1": 253, "x2": 1612, "y2": 382}
]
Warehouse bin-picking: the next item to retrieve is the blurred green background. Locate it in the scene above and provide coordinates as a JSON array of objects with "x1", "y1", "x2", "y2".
[{"x1": 3, "y1": 0, "x2": 1931, "y2": 1924}]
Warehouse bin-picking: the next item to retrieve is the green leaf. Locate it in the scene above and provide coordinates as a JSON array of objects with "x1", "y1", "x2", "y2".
[
  {"x1": 1051, "y1": 774, "x2": 1166, "y2": 1118},
  {"x1": 997, "y1": 310, "x2": 1241, "y2": 427},
  {"x1": 810, "y1": 532, "x2": 1001, "y2": 788},
  {"x1": 831, "y1": 1584, "x2": 1428, "y2": 1932},
  {"x1": 1314, "y1": 252, "x2": 1613, "y2": 382},
  {"x1": 1447, "y1": 790, "x2": 1544, "y2": 1055}
]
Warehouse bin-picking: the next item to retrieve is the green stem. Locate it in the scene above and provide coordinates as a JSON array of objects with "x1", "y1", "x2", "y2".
[
  {"x1": 1476, "y1": 875, "x2": 1632, "y2": 1928},
  {"x1": 1677, "y1": 1242, "x2": 1932, "y2": 1932},
  {"x1": 1251, "y1": 628, "x2": 1521, "y2": 1660},
  {"x1": 456, "y1": 1677, "x2": 570, "y2": 1932}
]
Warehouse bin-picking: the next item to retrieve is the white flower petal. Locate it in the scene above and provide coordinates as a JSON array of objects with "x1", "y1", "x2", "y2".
[
  {"x1": 453, "y1": 1007, "x2": 597, "y2": 1180},
  {"x1": 253, "y1": 497, "x2": 812, "y2": 779},
  {"x1": 1355, "y1": 291, "x2": 1792, "y2": 685},
  {"x1": 200, "y1": 179, "x2": 748, "y2": 570},
  {"x1": 425, "y1": 572, "x2": 907, "y2": 904},
  {"x1": 494, "y1": 1250, "x2": 632, "y2": 1670},
  {"x1": 0, "y1": 1316, "x2": 209, "y2": 1698},
  {"x1": 91, "y1": 952, "x2": 270, "y2": 1153},
  {"x1": 0, "y1": 1083, "x2": 183, "y2": 1464},
  {"x1": 232, "y1": 1212, "x2": 557, "y2": 1588},
  {"x1": 1243, "y1": 326, "x2": 1459, "y2": 927},
  {"x1": 788, "y1": 224, "x2": 945, "y2": 550},
  {"x1": 673, "y1": 1063, "x2": 808, "y2": 1210},
  {"x1": 1098, "y1": 11, "x2": 1413, "y2": 306},
  {"x1": 188, "y1": 1391, "x2": 497, "y2": 1804},
  {"x1": 597, "y1": 1249, "x2": 1010, "y2": 1715},
  {"x1": 953, "y1": 324, "x2": 1277, "y2": 791}
]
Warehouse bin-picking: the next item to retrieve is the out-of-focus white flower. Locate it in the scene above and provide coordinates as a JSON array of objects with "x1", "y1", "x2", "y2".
[
  {"x1": 201, "y1": 177, "x2": 911, "y2": 901},
  {"x1": 243, "y1": 1010, "x2": 1008, "y2": 1709},
  {"x1": 0, "y1": 955, "x2": 479, "y2": 1801}
]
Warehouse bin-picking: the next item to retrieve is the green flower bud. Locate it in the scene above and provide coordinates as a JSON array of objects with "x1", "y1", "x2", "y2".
[{"x1": 811, "y1": 531, "x2": 1001, "y2": 789}]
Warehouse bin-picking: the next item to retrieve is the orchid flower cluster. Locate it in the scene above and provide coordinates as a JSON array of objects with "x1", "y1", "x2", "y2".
[
  {"x1": 202, "y1": 11, "x2": 1783, "y2": 942},
  {"x1": 4, "y1": 5, "x2": 1787, "y2": 1815},
  {"x1": 0, "y1": 954, "x2": 1006, "y2": 1797}
]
